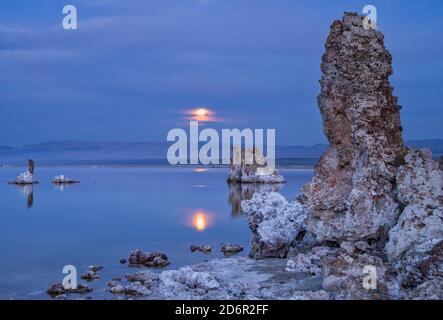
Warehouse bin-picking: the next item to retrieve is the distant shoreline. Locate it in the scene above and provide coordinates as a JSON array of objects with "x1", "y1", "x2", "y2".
[
  {"x1": 0, "y1": 163, "x2": 315, "y2": 170},
  {"x1": 1, "y1": 154, "x2": 441, "y2": 170}
]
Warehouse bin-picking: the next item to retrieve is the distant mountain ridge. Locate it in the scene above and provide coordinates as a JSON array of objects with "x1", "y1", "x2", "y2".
[{"x1": 0, "y1": 140, "x2": 442, "y2": 164}]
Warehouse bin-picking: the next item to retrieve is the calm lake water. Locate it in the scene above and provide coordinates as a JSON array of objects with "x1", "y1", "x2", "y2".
[{"x1": 0, "y1": 166, "x2": 313, "y2": 299}]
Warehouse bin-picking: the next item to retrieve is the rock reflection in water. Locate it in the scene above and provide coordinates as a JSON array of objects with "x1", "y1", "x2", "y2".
[
  {"x1": 54, "y1": 184, "x2": 66, "y2": 192},
  {"x1": 18, "y1": 184, "x2": 34, "y2": 209},
  {"x1": 228, "y1": 183, "x2": 284, "y2": 216}
]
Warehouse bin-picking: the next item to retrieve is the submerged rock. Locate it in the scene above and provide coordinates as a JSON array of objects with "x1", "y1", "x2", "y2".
[
  {"x1": 242, "y1": 192, "x2": 307, "y2": 259},
  {"x1": 80, "y1": 271, "x2": 100, "y2": 281},
  {"x1": 227, "y1": 147, "x2": 286, "y2": 184},
  {"x1": 88, "y1": 265, "x2": 103, "y2": 272},
  {"x1": 300, "y1": 12, "x2": 404, "y2": 243},
  {"x1": 126, "y1": 270, "x2": 159, "y2": 285},
  {"x1": 47, "y1": 283, "x2": 92, "y2": 298},
  {"x1": 190, "y1": 245, "x2": 212, "y2": 254},
  {"x1": 128, "y1": 250, "x2": 169, "y2": 267},
  {"x1": 80, "y1": 265, "x2": 103, "y2": 281},
  {"x1": 109, "y1": 282, "x2": 151, "y2": 296},
  {"x1": 220, "y1": 244, "x2": 243, "y2": 256}
]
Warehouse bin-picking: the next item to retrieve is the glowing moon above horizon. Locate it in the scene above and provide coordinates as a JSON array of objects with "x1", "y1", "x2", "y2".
[
  {"x1": 195, "y1": 108, "x2": 208, "y2": 117},
  {"x1": 187, "y1": 107, "x2": 216, "y2": 122}
]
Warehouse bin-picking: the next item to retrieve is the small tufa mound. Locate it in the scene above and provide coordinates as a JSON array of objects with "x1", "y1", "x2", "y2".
[
  {"x1": 9, "y1": 159, "x2": 38, "y2": 185},
  {"x1": 190, "y1": 244, "x2": 212, "y2": 254},
  {"x1": 227, "y1": 147, "x2": 286, "y2": 184},
  {"x1": 47, "y1": 283, "x2": 92, "y2": 298},
  {"x1": 52, "y1": 175, "x2": 80, "y2": 184},
  {"x1": 242, "y1": 192, "x2": 307, "y2": 259},
  {"x1": 128, "y1": 249, "x2": 170, "y2": 267},
  {"x1": 80, "y1": 265, "x2": 103, "y2": 281},
  {"x1": 220, "y1": 244, "x2": 244, "y2": 256}
]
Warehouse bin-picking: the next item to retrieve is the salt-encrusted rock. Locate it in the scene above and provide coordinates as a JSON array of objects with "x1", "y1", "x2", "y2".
[
  {"x1": 322, "y1": 253, "x2": 389, "y2": 300},
  {"x1": 159, "y1": 266, "x2": 221, "y2": 297},
  {"x1": 291, "y1": 290, "x2": 331, "y2": 300},
  {"x1": 80, "y1": 257, "x2": 324, "y2": 299},
  {"x1": 287, "y1": 231, "x2": 318, "y2": 254},
  {"x1": 220, "y1": 244, "x2": 243, "y2": 256},
  {"x1": 80, "y1": 271, "x2": 100, "y2": 281},
  {"x1": 286, "y1": 253, "x2": 321, "y2": 276},
  {"x1": 285, "y1": 246, "x2": 341, "y2": 275},
  {"x1": 109, "y1": 284, "x2": 125, "y2": 294},
  {"x1": 151, "y1": 257, "x2": 321, "y2": 299},
  {"x1": 394, "y1": 149, "x2": 442, "y2": 207},
  {"x1": 190, "y1": 244, "x2": 212, "y2": 254},
  {"x1": 52, "y1": 175, "x2": 80, "y2": 184},
  {"x1": 409, "y1": 278, "x2": 443, "y2": 300},
  {"x1": 340, "y1": 241, "x2": 373, "y2": 254},
  {"x1": 242, "y1": 192, "x2": 307, "y2": 258},
  {"x1": 439, "y1": 156, "x2": 443, "y2": 171},
  {"x1": 392, "y1": 239, "x2": 443, "y2": 290},
  {"x1": 128, "y1": 250, "x2": 169, "y2": 267},
  {"x1": 385, "y1": 149, "x2": 443, "y2": 261},
  {"x1": 109, "y1": 282, "x2": 151, "y2": 296},
  {"x1": 9, "y1": 160, "x2": 38, "y2": 185},
  {"x1": 125, "y1": 270, "x2": 159, "y2": 286},
  {"x1": 88, "y1": 265, "x2": 103, "y2": 272},
  {"x1": 300, "y1": 12, "x2": 404, "y2": 243},
  {"x1": 11, "y1": 172, "x2": 34, "y2": 184},
  {"x1": 228, "y1": 182, "x2": 283, "y2": 216},
  {"x1": 80, "y1": 265, "x2": 103, "y2": 281},
  {"x1": 107, "y1": 280, "x2": 120, "y2": 288},
  {"x1": 227, "y1": 147, "x2": 286, "y2": 184},
  {"x1": 47, "y1": 283, "x2": 92, "y2": 298}
]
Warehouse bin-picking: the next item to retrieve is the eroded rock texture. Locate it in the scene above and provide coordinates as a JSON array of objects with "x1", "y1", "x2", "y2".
[
  {"x1": 384, "y1": 149, "x2": 443, "y2": 298},
  {"x1": 322, "y1": 253, "x2": 389, "y2": 300},
  {"x1": 300, "y1": 12, "x2": 404, "y2": 243},
  {"x1": 242, "y1": 192, "x2": 307, "y2": 258},
  {"x1": 386, "y1": 148, "x2": 443, "y2": 261},
  {"x1": 128, "y1": 250, "x2": 169, "y2": 267}
]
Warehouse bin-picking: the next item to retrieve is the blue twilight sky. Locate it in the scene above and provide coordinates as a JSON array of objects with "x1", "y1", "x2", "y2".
[{"x1": 0, "y1": 0, "x2": 442, "y2": 146}]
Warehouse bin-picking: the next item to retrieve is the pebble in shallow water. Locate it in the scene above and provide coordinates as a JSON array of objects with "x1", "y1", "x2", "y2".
[
  {"x1": 220, "y1": 244, "x2": 244, "y2": 256},
  {"x1": 190, "y1": 244, "x2": 212, "y2": 254}
]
